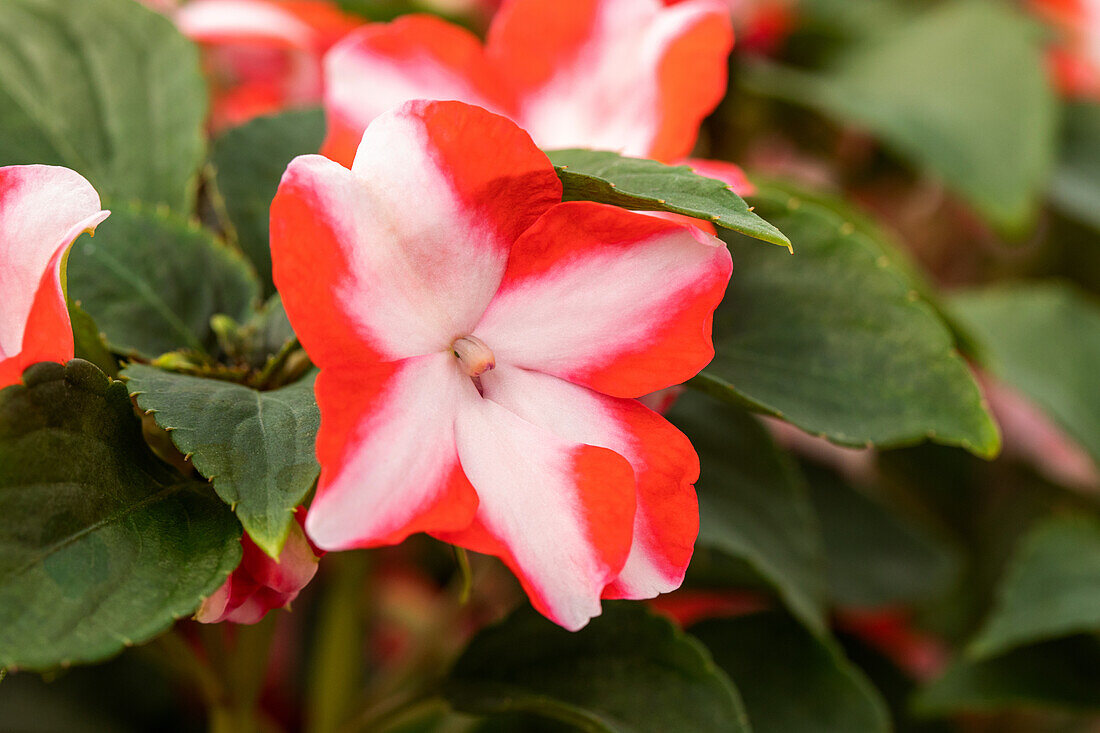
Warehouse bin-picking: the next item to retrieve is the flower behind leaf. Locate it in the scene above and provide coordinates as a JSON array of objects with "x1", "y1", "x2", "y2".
[
  {"x1": 0, "y1": 166, "x2": 109, "y2": 389},
  {"x1": 197, "y1": 509, "x2": 322, "y2": 624}
]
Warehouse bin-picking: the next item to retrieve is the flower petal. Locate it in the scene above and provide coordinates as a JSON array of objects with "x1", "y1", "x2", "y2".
[
  {"x1": 305, "y1": 352, "x2": 478, "y2": 550},
  {"x1": 271, "y1": 100, "x2": 562, "y2": 365},
  {"x1": 487, "y1": 0, "x2": 733, "y2": 159},
  {"x1": 439, "y1": 388, "x2": 636, "y2": 630},
  {"x1": 0, "y1": 165, "x2": 108, "y2": 388},
  {"x1": 177, "y1": 0, "x2": 321, "y2": 50},
  {"x1": 480, "y1": 365, "x2": 699, "y2": 600},
  {"x1": 321, "y1": 15, "x2": 515, "y2": 166},
  {"x1": 473, "y1": 201, "x2": 732, "y2": 398}
]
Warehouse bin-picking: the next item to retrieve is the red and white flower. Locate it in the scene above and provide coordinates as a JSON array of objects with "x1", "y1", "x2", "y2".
[
  {"x1": 320, "y1": 0, "x2": 746, "y2": 192},
  {"x1": 1031, "y1": 0, "x2": 1100, "y2": 98},
  {"x1": 0, "y1": 166, "x2": 109, "y2": 389},
  {"x1": 196, "y1": 510, "x2": 322, "y2": 625},
  {"x1": 174, "y1": 0, "x2": 360, "y2": 130},
  {"x1": 271, "y1": 100, "x2": 731, "y2": 630}
]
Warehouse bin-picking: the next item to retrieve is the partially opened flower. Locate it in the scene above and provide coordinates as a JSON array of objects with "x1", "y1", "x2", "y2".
[
  {"x1": 320, "y1": 0, "x2": 747, "y2": 192},
  {"x1": 0, "y1": 165, "x2": 109, "y2": 389},
  {"x1": 271, "y1": 100, "x2": 732, "y2": 629},
  {"x1": 175, "y1": 0, "x2": 360, "y2": 129},
  {"x1": 1031, "y1": 0, "x2": 1100, "y2": 98},
  {"x1": 197, "y1": 510, "x2": 322, "y2": 625}
]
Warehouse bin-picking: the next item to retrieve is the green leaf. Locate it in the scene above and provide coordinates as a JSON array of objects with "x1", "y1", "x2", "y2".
[
  {"x1": 121, "y1": 364, "x2": 319, "y2": 558},
  {"x1": 245, "y1": 295, "x2": 297, "y2": 365},
  {"x1": 700, "y1": 188, "x2": 999, "y2": 456},
  {"x1": 0, "y1": 0, "x2": 206, "y2": 211},
  {"x1": 968, "y1": 515, "x2": 1100, "y2": 659},
  {"x1": 914, "y1": 637, "x2": 1100, "y2": 715},
  {"x1": 443, "y1": 603, "x2": 751, "y2": 733},
  {"x1": 212, "y1": 108, "x2": 327, "y2": 295},
  {"x1": 691, "y1": 612, "x2": 890, "y2": 733},
  {"x1": 950, "y1": 282, "x2": 1100, "y2": 469},
  {"x1": 67, "y1": 204, "x2": 261, "y2": 359},
  {"x1": 67, "y1": 300, "x2": 116, "y2": 378},
  {"x1": 807, "y1": 464, "x2": 960, "y2": 608},
  {"x1": 0, "y1": 360, "x2": 241, "y2": 671},
  {"x1": 1051, "y1": 103, "x2": 1100, "y2": 230},
  {"x1": 667, "y1": 391, "x2": 827, "y2": 635},
  {"x1": 545, "y1": 149, "x2": 791, "y2": 250},
  {"x1": 744, "y1": 1, "x2": 1057, "y2": 231}
]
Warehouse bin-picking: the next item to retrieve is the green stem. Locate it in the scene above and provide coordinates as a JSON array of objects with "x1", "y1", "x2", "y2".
[
  {"x1": 190, "y1": 620, "x2": 280, "y2": 733},
  {"x1": 307, "y1": 551, "x2": 371, "y2": 733},
  {"x1": 255, "y1": 337, "x2": 300, "y2": 389},
  {"x1": 155, "y1": 630, "x2": 226, "y2": 712},
  {"x1": 452, "y1": 546, "x2": 473, "y2": 605}
]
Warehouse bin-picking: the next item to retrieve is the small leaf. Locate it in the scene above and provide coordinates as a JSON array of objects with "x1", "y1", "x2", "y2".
[
  {"x1": 0, "y1": 360, "x2": 241, "y2": 671},
  {"x1": 212, "y1": 108, "x2": 327, "y2": 295},
  {"x1": 914, "y1": 637, "x2": 1100, "y2": 715},
  {"x1": 807, "y1": 464, "x2": 960, "y2": 608},
  {"x1": 67, "y1": 204, "x2": 261, "y2": 359},
  {"x1": 950, "y1": 282, "x2": 1100, "y2": 469},
  {"x1": 444, "y1": 603, "x2": 750, "y2": 733},
  {"x1": 969, "y1": 515, "x2": 1100, "y2": 659},
  {"x1": 692, "y1": 612, "x2": 891, "y2": 733},
  {"x1": 701, "y1": 188, "x2": 999, "y2": 456},
  {"x1": 122, "y1": 364, "x2": 320, "y2": 558},
  {"x1": 0, "y1": 0, "x2": 207, "y2": 211},
  {"x1": 545, "y1": 149, "x2": 790, "y2": 250},
  {"x1": 668, "y1": 391, "x2": 828, "y2": 635}
]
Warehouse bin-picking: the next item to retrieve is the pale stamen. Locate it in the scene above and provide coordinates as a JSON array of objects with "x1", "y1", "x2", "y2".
[{"x1": 452, "y1": 335, "x2": 495, "y2": 377}]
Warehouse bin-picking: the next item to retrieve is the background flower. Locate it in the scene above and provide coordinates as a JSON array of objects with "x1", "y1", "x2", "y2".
[{"x1": 0, "y1": 165, "x2": 109, "y2": 388}]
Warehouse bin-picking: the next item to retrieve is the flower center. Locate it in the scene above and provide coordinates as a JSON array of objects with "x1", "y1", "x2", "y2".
[{"x1": 451, "y1": 335, "x2": 495, "y2": 377}]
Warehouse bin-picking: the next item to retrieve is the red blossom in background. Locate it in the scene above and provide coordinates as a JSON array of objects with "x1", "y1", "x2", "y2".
[
  {"x1": 0, "y1": 166, "x2": 109, "y2": 389},
  {"x1": 664, "y1": 0, "x2": 794, "y2": 54},
  {"x1": 270, "y1": 100, "x2": 732, "y2": 630},
  {"x1": 173, "y1": 0, "x2": 360, "y2": 130},
  {"x1": 1031, "y1": 0, "x2": 1100, "y2": 98},
  {"x1": 320, "y1": 0, "x2": 751, "y2": 193},
  {"x1": 979, "y1": 373, "x2": 1100, "y2": 491},
  {"x1": 196, "y1": 510, "x2": 322, "y2": 625}
]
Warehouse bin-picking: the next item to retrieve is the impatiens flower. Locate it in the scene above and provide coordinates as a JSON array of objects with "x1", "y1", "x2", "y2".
[
  {"x1": 320, "y1": 0, "x2": 748, "y2": 193},
  {"x1": 0, "y1": 165, "x2": 109, "y2": 389},
  {"x1": 174, "y1": 0, "x2": 360, "y2": 130},
  {"x1": 271, "y1": 100, "x2": 732, "y2": 630},
  {"x1": 1031, "y1": 0, "x2": 1100, "y2": 98},
  {"x1": 197, "y1": 510, "x2": 322, "y2": 624}
]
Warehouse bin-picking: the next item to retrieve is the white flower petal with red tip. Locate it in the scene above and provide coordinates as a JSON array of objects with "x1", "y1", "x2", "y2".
[
  {"x1": 473, "y1": 201, "x2": 732, "y2": 399},
  {"x1": 271, "y1": 101, "x2": 561, "y2": 365},
  {"x1": 322, "y1": 16, "x2": 514, "y2": 166},
  {"x1": 177, "y1": 0, "x2": 318, "y2": 49},
  {"x1": 305, "y1": 353, "x2": 478, "y2": 550},
  {"x1": 319, "y1": 0, "x2": 733, "y2": 163},
  {"x1": 0, "y1": 165, "x2": 108, "y2": 388},
  {"x1": 488, "y1": 0, "x2": 733, "y2": 159},
  {"x1": 439, "y1": 387, "x2": 636, "y2": 631},
  {"x1": 480, "y1": 366, "x2": 699, "y2": 600}
]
